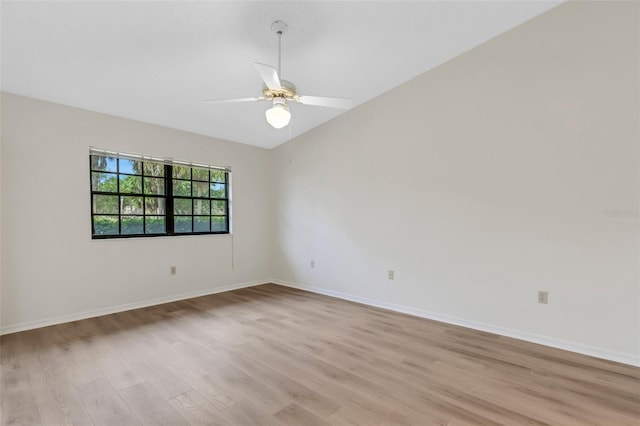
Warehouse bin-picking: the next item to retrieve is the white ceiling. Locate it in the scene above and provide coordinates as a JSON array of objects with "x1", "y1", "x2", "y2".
[{"x1": 1, "y1": 1, "x2": 561, "y2": 149}]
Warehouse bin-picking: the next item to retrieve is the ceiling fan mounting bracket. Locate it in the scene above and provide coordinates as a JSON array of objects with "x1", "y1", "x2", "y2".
[{"x1": 271, "y1": 20, "x2": 288, "y2": 35}]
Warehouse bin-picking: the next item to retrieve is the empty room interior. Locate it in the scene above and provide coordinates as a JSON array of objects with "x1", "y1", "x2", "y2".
[{"x1": 1, "y1": 1, "x2": 639, "y2": 425}]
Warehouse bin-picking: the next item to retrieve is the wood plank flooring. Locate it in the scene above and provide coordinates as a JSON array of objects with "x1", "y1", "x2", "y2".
[{"x1": 1, "y1": 283, "x2": 639, "y2": 425}]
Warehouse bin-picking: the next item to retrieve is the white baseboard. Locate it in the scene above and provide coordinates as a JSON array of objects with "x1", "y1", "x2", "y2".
[
  {"x1": 272, "y1": 279, "x2": 640, "y2": 367},
  {"x1": 0, "y1": 280, "x2": 269, "y2": 335}
]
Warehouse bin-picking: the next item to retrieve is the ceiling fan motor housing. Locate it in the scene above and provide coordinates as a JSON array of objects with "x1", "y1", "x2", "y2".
[{"x1": 262, "y1": 80, "x2": 297, "y2": 100}]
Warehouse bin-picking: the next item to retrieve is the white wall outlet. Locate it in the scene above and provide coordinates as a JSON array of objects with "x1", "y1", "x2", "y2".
[
  {"x1": 310, "y1": 260, "x2": 315, "y2": 268},
  {"x1": 170, "y1": 266, "x2": 177, "y2": 275},
  {"x1": 538, "y1": 290, "x2": 548, "y2": 304},
  {"x1": 388, "y1": 270, "x2": 395, "y2": 280}
]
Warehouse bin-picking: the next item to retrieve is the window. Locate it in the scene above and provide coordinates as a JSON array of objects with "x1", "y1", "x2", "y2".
[{"x1": 90, "y1": 150, "x2": 230, "y2": 238}]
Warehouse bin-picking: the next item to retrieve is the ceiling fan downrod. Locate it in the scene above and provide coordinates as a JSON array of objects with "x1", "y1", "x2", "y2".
[{"x1": 271, "y1": 20, "x2": 287, "y2": 78}]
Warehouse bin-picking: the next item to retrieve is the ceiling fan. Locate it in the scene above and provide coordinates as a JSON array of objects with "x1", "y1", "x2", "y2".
[{"x1": 205, "y1": 21, "x2": 352, "y2": 129}]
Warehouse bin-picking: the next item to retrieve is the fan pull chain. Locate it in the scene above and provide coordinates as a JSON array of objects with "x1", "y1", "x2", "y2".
[
  {"x1": 231, "y1": 232, "x2": 235, "y2": 269},
  {"x1": 288, "y1": 114, "x2": 293, "y2": 164}
]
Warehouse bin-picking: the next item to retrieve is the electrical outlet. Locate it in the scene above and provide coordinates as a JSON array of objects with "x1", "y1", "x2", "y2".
[
  {"x1": 538, "y1": 290, "x2": 548, "y2": 304},
  {"x1": 388, "y1": 270, "x2": 395, "y2": 280},
  {"x1": 170, "y1": 266, "x2": 177, "y2": 275},
  {"x1": 310, "y1": 260, "x2": 315, "y2": 268}
]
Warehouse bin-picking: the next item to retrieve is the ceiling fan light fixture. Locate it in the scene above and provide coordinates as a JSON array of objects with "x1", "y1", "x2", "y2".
[{"x1": 265, "y1": 98, "x2": 291, "y2": 129}]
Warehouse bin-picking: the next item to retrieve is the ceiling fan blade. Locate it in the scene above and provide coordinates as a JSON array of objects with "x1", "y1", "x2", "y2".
[
  {"x1": 204, "y1": 97, "x2": 265, "y2": 104},
  {"x1": 297, "y1": 95, "x2": 352, "y2": 109},
  {"x1": 254, "y1": 62, "x2": 282, "y2": 90}
]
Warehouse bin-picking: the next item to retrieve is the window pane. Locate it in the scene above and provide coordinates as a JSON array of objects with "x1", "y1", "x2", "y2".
[
  {"x1": 91, "y1": 155, "x2": 117, "y2": 172},
  {"x1": 211, "y1": 200, "x2": 226, "y2": 215},
  {"x1": 91, "y1": 153, "x2": 228, "y2": 238},
  {"x1": 119, "y1": 175, "x2": 142, "y2": 193},
  {"x1": 122, "y1": 216, "x2": 143, "y2": 235},
  {"x1": 210, "y1": 183, "x2": 226, "y2": 198},
  {"x1": 93, "y1": 216, "x2": 118, "y2": 235},
  {"x1": 173, "y1": 180, "x2": 191, "y2": 196},
  {"x1": 145, "y1": 197, "x2": 165, "y2": 215},
  {"x1": 175, "y1": 216, "x2": 192, "y2": 233},
  {"x1": 173, "y1": 165, "x2": 191, "y2": 179},
  {"x1": 194, "y1": 200, "x2": 210, "y2": 215},
  {"x1": 174, "y1": 199, "x2": 192, "y2": 215},
  {"x1": 93, "y1": 195, "x2": 118, "y2": 214},
  {"x1": 119, "y1": 158, "x2": 142, "y2": 175},
  {"x1": 91, "y1": 172, "x2": 118, "y2": 192},
  {"x1": 144, "y1": 162, "x2": 164, "y2": 177},
  {"x1": 192, "y1": 167, "x2": 209, "y2": 181},
  {"x1": 194, "y1": 217, "x2": 209, "y2": 232},
  {"x1": 193, "y1": 181, "x2": 209, "y2": 198},
  {"x1": 145, "y1": 216, "x2": 165, "y2": 234},
  {"x1": 144, "y1": 177, "x2": 165, "y2": 195},
  {"x1": 121, "y1": 196, "x2": 143, "y2": 214},
  {"x1": 211, "y1": 216, "x2": 227, "y2": 232},
  {"x1": 210, "y1": 170, "x2": 226, "y2": 183}
]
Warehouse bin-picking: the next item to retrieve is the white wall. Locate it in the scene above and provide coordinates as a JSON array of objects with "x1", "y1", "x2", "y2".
[
  {"x1": 0, "y1": 93, "x2": 272, "y2": 332},
  {"x1": 271, "y1": 1, "x2": 640, "y2": 364}
]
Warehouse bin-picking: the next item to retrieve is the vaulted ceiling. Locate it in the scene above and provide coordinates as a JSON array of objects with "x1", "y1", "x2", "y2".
[{"x1": 1, "y1": 1, "x2": 561, "y2": 148}]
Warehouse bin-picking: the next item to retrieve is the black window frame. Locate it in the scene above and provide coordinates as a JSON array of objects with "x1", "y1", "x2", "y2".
[{"x1": 90, "y1": 152, "x2": 230, "y2": 239}]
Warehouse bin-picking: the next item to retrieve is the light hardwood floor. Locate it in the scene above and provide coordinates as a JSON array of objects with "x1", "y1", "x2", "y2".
[{"x1": 1, "y1": 284, "x2": 639, "y2": 425}]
